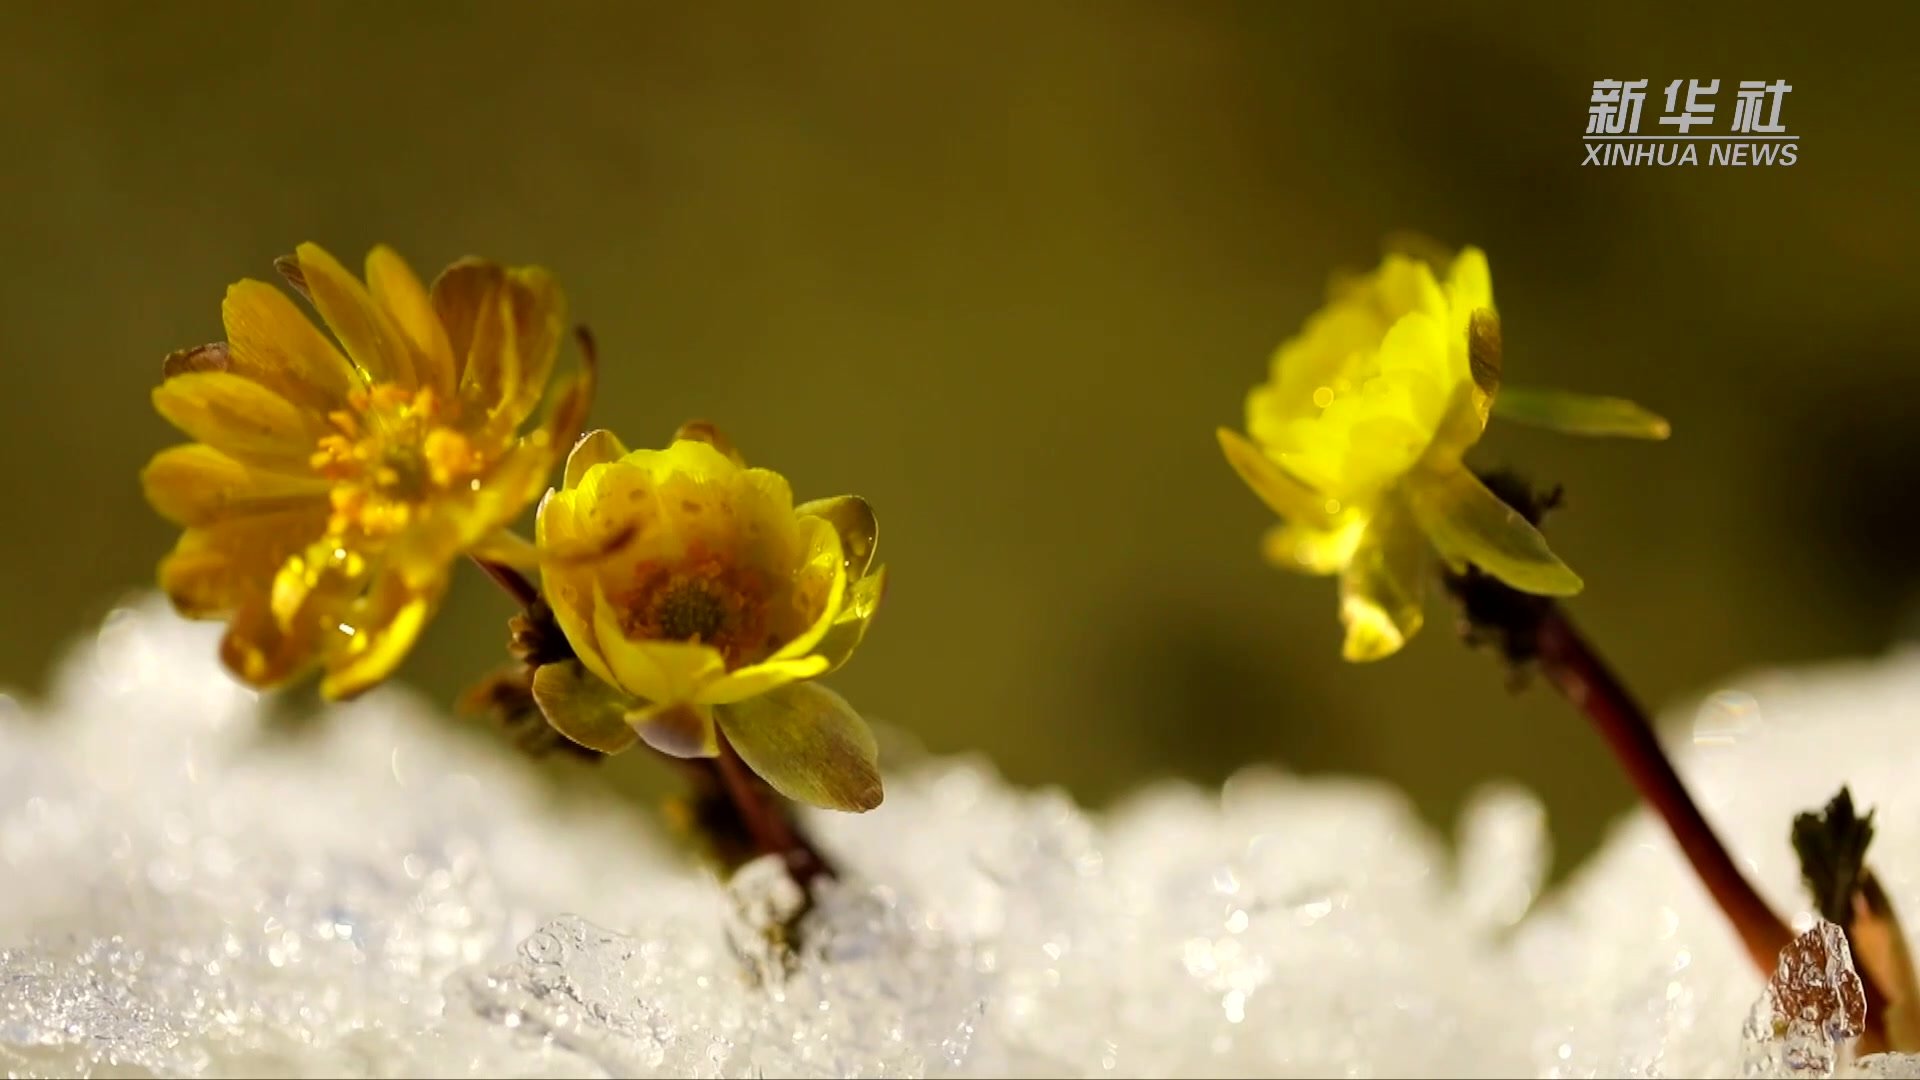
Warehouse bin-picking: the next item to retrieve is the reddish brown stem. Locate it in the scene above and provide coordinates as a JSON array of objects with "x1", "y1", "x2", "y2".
[
  {"x1": 1535, "y1": 607, "x2": 1793, "y2": 975},
  {"x1": 710, "y1": 731, "x2": 834, "y2": 892}
]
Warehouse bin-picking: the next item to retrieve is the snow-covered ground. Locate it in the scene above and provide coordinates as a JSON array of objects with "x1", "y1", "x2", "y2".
[{"x1": 4, "y1": 598, "x2": 1919, "y2": 1077}]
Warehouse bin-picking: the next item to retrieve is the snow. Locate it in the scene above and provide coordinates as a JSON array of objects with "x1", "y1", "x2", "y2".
[{"x1": 4, "y1": 597, "x2": 1919, "y2": 1077}]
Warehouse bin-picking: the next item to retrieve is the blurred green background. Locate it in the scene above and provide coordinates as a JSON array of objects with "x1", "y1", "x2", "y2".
[{"x1": 1, "y1": 3, "x2": 1915, "y2": 874}]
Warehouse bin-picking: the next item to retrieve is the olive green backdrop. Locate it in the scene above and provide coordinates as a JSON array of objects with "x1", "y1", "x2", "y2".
[{"x1": 2, "y1": 2, "x2": 1915, "y2": 874}]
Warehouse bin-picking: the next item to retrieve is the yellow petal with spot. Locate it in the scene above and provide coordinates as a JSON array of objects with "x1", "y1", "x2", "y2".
[
  {"x1": 1492, "y1": 386, "x2": 1671, "y2": 440},
  {"x1": 151, "y1": 372, "x2": 320, "y2": 468},
  {"x1": 143, "y1": 444, "x2": 326, "y2": 526},
  {"x1": 1404, "y1": 466, "x2": 1582, "y2": 596},
  {"x1": 220, "y1": 279, "x2": 362, "y2": 410},
  {"x1": 535, "y1": 486, "x2": 623, "y2": 690},
  {"x1": 296, "y1": 242, "x2": 417, "y2": 388},
  {"x1": 716, "y1": 682, "x2": 882, "y2": 812},
  {"x1": 564, "y1": 430, "x2": 629, "y2": 490},
  {"x1": 365, "y1": 245, "x2": 454, "y2": 398},
  {"x1": 1217, "y1": 428, "x2": 1337, "y2": 528},
  {"x1": 591, "y1": 583, "x2": 726, "y2": 703},
  {"x1": 549, "y1": 579, "x2": 614, "y2": 690},
  {"x1": 531, "y1": 660, "x2": 641, "y2": 754},
  {"x1": 1339, "y1": 498, "x2": 1428, "y2": 661}
]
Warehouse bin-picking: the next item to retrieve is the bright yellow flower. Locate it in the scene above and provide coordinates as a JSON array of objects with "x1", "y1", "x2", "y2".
[
  {"x1": 142, "y1": 243, "x2": 591, "y2": 698},
  {"x1": 531, "y1": 426, "x2": 888, "y2": 811},
  {"x1": 1218, "y1": 244, "x2": 1667, "y2": 662}
]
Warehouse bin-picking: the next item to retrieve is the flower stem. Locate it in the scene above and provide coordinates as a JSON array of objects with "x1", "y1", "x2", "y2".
[
  {"x1": 708, "y1": 730, "x2": 835, "y2": 893},
  {"x1": 1533, "y1": 606, "x2": 1792, "y2": 975}
]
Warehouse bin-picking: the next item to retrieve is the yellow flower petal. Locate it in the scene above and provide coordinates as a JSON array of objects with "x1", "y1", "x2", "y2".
[
  {"x1": 1403, "y1": 466, "x2": 1583, "y2": 596},
  {"x1": 1492, "y1": 386, "x2": 1672, "y2": 440},
  {"x1": 219, "y1": 280, "x2": 362, "y2": 410},
  {"x1": 151, "y1": 372, "x2": 321, "y2": 468},
  {"x1": 698, "y1": 654, "x2": 830, "y2": 706},
  {"x1": 563, "y1": 429, "x2": 629, "y2": 490},
  {"x1": 797, "y1": 495, "x2": 879, "y2": 581},
  {"x1": 1417, "y1": 380, "x2": 1487, "y2": 473},
  {"x1": 1216, "y1": 428, "x2": 1338, "y2": 528},
  {"x1": 499, "y1": 267, "x2": 565, "y2": 427},
  {"x1": 530, "y1": 659, "x2": 641, "y2": 754},
  {"x1": 631, "y1": 701, "x2": 718, "y2": 759},
  {"x1": 378, "y1": 441, "x2": 552, "y2": 592},
  {"x1": 1365, "y1": 254, "x2": 1448, "y2": 321},
  {"x1": 142, "y1": 444, "x2": 326, "y2": 526},
  {"x1": 716, "y1": 682, "x2": 882, "y2": 812},
  {"x1": 535, "y1": 367, "x2": 595, "y2": 469},
  {"x1": 428, "y1": 258, "x2": 496, "y2": 386},
  {"x1": 811, "y1": 564, "x2": 888, "y2": 676},
  {"x1": 319, "y1": 570, "x2": 445, "y2": 700},
  {"x1": 218, "y1": 597, "x2": 316, "y2": 689},
  {"x1": 463, "y1": 282, "x2": 523, "y2": 426},
  {"x1": 364, "y1": 245, "x2": 455, "y2": 398},
  {"x1": 158, "y1": 505, "x2": 328, "y2": 618},
  {"x1": 296, "y1": 242, "x2": 417, "y2": 388},
  {"x1": 547, "y1": 575, "x2": 615, "y2": 689},
  {"x1": 1445, "y1": 247, "x2": 1494, "y2": 326},
  {"x1": 1260, "y1": 514, "x2": 1367, "y2": 576},
  {"x1": 591, "y1": 583, "x2": 726, "y2": 703},
  {"x1": 764, "y1": 514, "x2": 847, "y2": 663},
  {"x1": 535, "y1": 487, "x2": 622, "y2": 690},
  {"x1": 432, "y1": 259, "x2": 566, "y2": 427},
  {"x1": 1338, "y1": 498, "x2": 1427, "y2": 661},
  {"x1": 641, "y1": 437, "x2": 744, "y2": 484}
]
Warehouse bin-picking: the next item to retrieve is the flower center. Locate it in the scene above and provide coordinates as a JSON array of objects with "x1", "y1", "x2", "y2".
[
  {"x1": 624, "y1": 555, "x2": 774, "y2": 668},
  {"x1": 311, "y1": 384, "x2": 482, "y2": 539}
]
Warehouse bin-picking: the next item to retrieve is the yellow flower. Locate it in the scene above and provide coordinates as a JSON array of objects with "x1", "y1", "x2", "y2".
[
  {"x1": 142, "y1": 243, "x2": 591, "y2": 698},
  {"x1": 531, "y1": 425, "x2": 888, "y2": 811},
  {"x1": 1218, "y1": 243, "x2": 1667, "y2": 662}
]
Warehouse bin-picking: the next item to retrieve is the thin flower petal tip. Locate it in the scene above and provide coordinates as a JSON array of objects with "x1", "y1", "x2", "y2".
[
  {"x1": 533, "y1": 423, "x2": 887, "y2": 811},
  {"x1": 1220, "y1": 239, "x2": 1655, "y2": 658},
  {"x1": 142, "y1": 243, "x2": 591, "y2": 698}
]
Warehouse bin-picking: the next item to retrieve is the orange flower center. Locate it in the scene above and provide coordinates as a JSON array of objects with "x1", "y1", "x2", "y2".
[
  {"x1": 311, "y1": 384, "x2": 484, "y2": 539},
  {"x1": 622, "y1": 552, "x2": 775, "y2": 668}
]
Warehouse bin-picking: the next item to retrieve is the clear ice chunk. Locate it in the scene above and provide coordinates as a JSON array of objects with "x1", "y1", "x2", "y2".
[{"x1": 1741, "y1": 921, "x2": 1866, "y2": 1078}]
